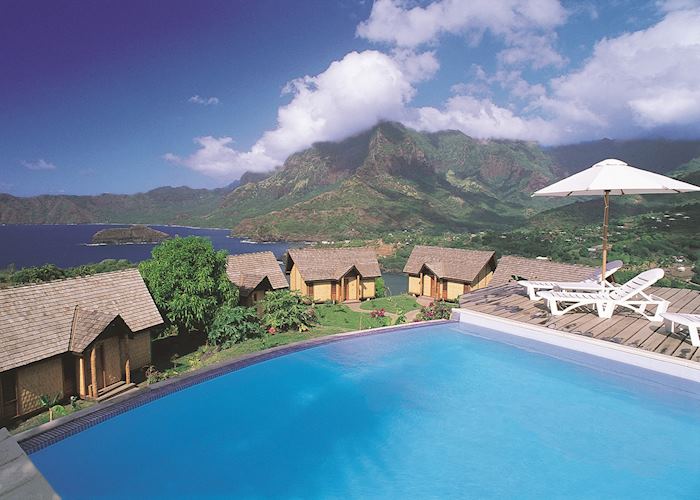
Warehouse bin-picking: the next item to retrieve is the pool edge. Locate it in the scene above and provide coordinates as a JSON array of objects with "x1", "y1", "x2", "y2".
[
  {"x1": 15, "y1": 320, "x2": 451, "y2": 454},
  {"x1": 452, "y1": 308, "x2": 700, "y2": 392}
]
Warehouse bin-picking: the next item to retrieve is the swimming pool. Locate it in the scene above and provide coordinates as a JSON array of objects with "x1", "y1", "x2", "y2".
[{"x1": 29, "y1": 322, "x2": 700, "y2": 498}]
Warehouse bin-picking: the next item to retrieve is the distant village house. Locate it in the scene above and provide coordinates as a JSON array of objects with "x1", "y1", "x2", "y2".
[
  {"x1": 404, "y1": 246, "x2": 496, "y2": 300},
  {"x1": 285, "y1": 248, "x2": 381, "y2": 302},
  {"x1": 226, "y1": 251, "x2": 289, "y2": 307},
  {"x1": 0, "y1": 269, "x2": 163, "y2": 425},
  {"x1": 487, "y1": 255, "x2": 596, "y2": 288}
]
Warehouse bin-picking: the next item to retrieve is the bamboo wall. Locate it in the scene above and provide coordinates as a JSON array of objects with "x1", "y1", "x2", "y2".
[
  {"x1": 408, "y1": 275, "x2": 421, "y2": 295},
  {"x1": 128, "y1": 331, "x2": 152, "y2": 370},
  {"x1": 361, "y1": 279, "x2": 375, "y2": 299},
  {"x1": 16, "y1": 357, "x2": 63, "y2": 415}
]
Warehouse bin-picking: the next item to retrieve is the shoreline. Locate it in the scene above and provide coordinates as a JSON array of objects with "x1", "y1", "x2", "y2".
[{"x1": 0, "y1": 222, "x2": 234, "y2": 231}]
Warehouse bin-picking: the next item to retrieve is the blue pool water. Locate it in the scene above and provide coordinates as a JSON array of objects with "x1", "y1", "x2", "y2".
[{"x1": 32, "y1": 324, "x2": 700, "y2": 499}]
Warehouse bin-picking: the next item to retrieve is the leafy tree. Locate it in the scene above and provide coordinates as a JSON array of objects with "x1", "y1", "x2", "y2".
[
  {"x1": 262, "y1": 290, "x2": 316, "y2": 332},
  {"x1": 208, "y1": 306, "x2": 264, "y2": 347},
  {"x1": 375, "y1": 277, "x2": 386, "y2": 298},
  {"x1": 139, "y1": 236, "x2": 238, "y2": 333},
  {"x1": 3, "y1": 259, "x2": 135, "y2": 286},
  {"x1": 11, "y1": 264, "x2": 66, "y2": 284}
]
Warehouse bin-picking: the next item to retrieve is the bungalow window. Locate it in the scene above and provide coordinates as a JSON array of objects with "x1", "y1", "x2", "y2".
[{"x1": 1, "y1": 370, "x2": 18, "y2": 419}]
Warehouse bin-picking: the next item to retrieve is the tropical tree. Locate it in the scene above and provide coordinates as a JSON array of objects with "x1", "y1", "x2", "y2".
[
  {"x1": 375, "y1": 277, "x2": 387, "y2": 298},
  {"x1": 208, "y1": 306, "x2": 264, "y2": 347},
  {"x1": 139, "y1": 236, "x2": 238, "y2": 333},
  {"x1": 262, "y1": 290, "x2": 316, "y2": 333}
]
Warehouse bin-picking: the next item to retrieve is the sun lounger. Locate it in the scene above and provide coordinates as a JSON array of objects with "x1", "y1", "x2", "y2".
[
  {"x1": 660, "y1": 312, "x2": 700, "y2": 346},
  {"x1": 518, "y1": 260, "x2": 623, "y2": 300},
  {"x1": 537, "y1": 268, "x2": 669, "y2": 321}
]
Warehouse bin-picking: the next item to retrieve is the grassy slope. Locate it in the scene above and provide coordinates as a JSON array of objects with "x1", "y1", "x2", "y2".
[
  {"x1": 166, "y1": 304, "x2": 391, "y2": 375},
  {"x1": 360, "y1": 294, "x2": 419, "y2": 314}
]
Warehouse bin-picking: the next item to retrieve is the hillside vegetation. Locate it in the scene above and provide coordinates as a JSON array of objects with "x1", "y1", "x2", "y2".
[{"x1": 1, "y1": 122, "x2": 698, "y2": 245}]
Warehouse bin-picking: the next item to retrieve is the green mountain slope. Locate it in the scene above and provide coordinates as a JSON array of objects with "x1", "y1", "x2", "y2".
[
  {"x1": 0, "y1": 186, "x2": 232, "y2": 226},
  {"x1": 1, "y1": 123, "x2": 698, "y2": 242},
  {"x1": 222, "y1": 122, "x2": 560, "y2": 239}
]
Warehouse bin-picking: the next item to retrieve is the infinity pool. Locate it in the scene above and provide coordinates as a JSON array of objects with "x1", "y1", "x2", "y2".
[{"x1": 31, "y1": 323, "x2": 700, "y2": 498}]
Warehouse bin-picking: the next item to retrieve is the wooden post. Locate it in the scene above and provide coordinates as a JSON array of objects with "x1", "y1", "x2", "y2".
[
  {"x1": 90, "y1": 347, "x2": 98, "y2": 398},
  {"x1": 78, "y1": 356, "x2": 86, "y2": 398},
  {"x1": 120, "y1": 335, "x2": 131, "y2": 385},
  {"x1": 356, "y1": 274, "x2": 360, "y2": 300},
  {"x1": 601, "y1": 190, "x2": 610, "y2": 284}
]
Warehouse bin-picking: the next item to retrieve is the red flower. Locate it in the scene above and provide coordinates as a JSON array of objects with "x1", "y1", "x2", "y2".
[{"x1": 268, "y1": 326, "x2": 277, "y2": 335}]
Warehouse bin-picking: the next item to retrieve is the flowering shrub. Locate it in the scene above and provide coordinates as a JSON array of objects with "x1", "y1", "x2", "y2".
[
  {"x1": 369, "y1": 308, "x2": 386, "y2": 318},
  {"x1": 416, "y1": 301, "x2": 453, "y2": 321}
]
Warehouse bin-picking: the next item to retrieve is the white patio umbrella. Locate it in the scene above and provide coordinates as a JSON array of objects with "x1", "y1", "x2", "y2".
[{"x1": 532, "y1": 158, "x2": 700, "y2": 282}]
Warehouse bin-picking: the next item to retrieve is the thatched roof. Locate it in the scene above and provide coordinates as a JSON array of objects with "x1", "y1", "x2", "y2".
[
  {"x1": 489, "y1": 255, "x2": 596, "y2": 288},
  {"x1": 403, "y1": 245, "x2": 495, "y2": 284},
  {"x1": 286, "y1": 248, "x2": 381, "y2": 282},
  {"x1": 226, "y1": 251, "x2": 288, "y2": 296},
  {"x1": 0, "y1": 269, "x2": 163, "y2": 372}
]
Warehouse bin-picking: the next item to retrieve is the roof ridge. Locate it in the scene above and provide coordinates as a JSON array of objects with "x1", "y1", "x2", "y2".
[
  {"x1": 227, "y1": 250, "x2": 277, "y2": 258},
  {"x1": 68, "y1": 304, "x2": 80, "y2": 352}
]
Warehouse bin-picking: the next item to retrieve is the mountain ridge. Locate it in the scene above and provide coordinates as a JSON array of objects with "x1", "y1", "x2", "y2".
[{"x1": 1, "y1": 122, "x2": 698, "y2": 240}]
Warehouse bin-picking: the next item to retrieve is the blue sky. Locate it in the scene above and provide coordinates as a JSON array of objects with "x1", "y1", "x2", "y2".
[{"x1": 2, "y1": 0, "x2": 699, "y2": 196}]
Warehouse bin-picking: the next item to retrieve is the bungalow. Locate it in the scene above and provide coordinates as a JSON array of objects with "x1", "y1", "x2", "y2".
[
  {"x1": 404, "y1": 245, "x2": 496, "y2": 300},
  {"x1": 226, "y1": 251, "x2": 289, "y2": 307},
  {"x1": 285, "y1": 248, "x2": 381, "y2": 302},
  {"x1": 0, "y1": 269, "x2": 163, "y2": 425},
  {"x1": 487, "y1": 255, "x2": 596, "y2": 288}
]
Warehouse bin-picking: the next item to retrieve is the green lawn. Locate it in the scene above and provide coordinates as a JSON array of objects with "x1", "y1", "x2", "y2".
[
  {"x1": 314, "y1": 303, "x2": 391, "y2": 332},
  {"x1": 167, "y1": 303, "x2": 390, "y2": 378},
  {"x1": 360, "y1": 294, "x2": 420, "y2": 314}
]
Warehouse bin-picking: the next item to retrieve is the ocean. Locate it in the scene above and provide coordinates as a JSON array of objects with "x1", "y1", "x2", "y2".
[
  {"x1": 0, "y1": 224, "x2": 292, "y2": 269},
  {"x1": 0, "y1": 224, "x2": 407, "y2": 294}
]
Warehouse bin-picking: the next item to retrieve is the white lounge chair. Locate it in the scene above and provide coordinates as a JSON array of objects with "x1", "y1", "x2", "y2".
[
  {"x1": 518, "y1": 260, "x2": 624, "y2": 300},
  {"x1": 537, "y1": 268, "x2": 669, "y2": 321},
  {"x1": 660, "y1": 312, "x2": 700, "y2": 347}
]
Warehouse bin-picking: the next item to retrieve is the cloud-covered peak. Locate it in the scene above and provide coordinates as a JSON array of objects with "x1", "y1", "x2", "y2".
[
  {"x1": 168, "y1": 2, "x2": 700, "y2": 181},
  {"x1": 166, "y1": 50, "x2": 415, "y2": 180}
]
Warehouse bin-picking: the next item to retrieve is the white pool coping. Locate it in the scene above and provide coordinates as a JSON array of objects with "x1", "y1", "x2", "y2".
[{"x1": 452, "y1": 308, "x2": 700, "y2": 396}]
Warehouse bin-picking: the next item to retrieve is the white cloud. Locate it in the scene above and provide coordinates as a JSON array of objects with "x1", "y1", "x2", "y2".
[
  {"x1": 357, "y1": 0, "x2": 567, "y2": 69},
  {"x1": 533, "y1": 6, "x2": 700, "y2": 141},
  {"x1": 169, "y1": 4, "x2": 700, "y2": 179},
  {"x1": 21, "y1": 159, "x2": 57, "y2": 171},
  {"x1": 391, "y1": 49, "x2": 440, "y2": 83},
  {"x1": 188, "y1": 95, "x2": 220, "y2": 106},
  {"x1": 408, "y1": 95, "x2": 559, "y2": 143},
  {"x1": 497, "y1": 33, "x2": 567, "y2": 68},
  {"x1": 408, "y1": 6, "x2": 700, "y2": 144},
  {"x1": 657, "y1": 0, "x2": 700, "y2": 13},
  {"x1": 164, "y1": 137, "x2": 275, "y2": 180},
  {"x1": 166, "y1": 50, "x2": 415, "y2": 180}
]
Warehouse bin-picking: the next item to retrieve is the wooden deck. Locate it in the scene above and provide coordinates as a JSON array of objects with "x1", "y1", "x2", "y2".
[{"x1": 458, "y1": 284, "x2": 700, "y2": 363}]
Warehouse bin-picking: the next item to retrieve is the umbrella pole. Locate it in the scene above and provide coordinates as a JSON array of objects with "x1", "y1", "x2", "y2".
[{"x1": 601, "y1": 190, "x2": 610, "y2": 284}]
